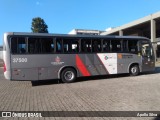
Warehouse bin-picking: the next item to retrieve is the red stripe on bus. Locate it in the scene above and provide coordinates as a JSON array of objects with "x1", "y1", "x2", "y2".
[
  {"x1": 76, "y1": 55, "x2": 90, "y2": 76},
  {"x1": 4, "y1": 63, "x2": 6, "y2": 72}
]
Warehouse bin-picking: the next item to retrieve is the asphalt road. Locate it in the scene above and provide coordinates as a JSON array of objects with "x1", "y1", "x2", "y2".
[{"x1": 0, "y1": 65, "x2": 160, "y2": 120}]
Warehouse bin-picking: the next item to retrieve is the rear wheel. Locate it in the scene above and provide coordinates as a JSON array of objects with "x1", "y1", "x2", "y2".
[
  {"x1": 129, "y1": 65, "x2": 139, "y2": 76},
  {"x1": 61, "y1": 68, "x2": 76, "y2": 83}
]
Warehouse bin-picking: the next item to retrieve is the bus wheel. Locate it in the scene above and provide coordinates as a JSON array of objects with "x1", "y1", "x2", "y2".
[
  {"x1": 129, "y1": 65, "x2": 139, "y2": 76},
  {"x1": 61, "y1": 68, "x2": 76, "y2": 83}
]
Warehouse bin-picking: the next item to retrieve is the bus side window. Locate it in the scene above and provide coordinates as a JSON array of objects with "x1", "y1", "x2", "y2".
[
  {"x1": 51, "y1": 43, "x2": 54, "y2": 53},
  {"x1": 128, "y1": 40, "x2": 138, "y2": 53},
  {"x1": 62, "y1": 39, "x2": 79, "y2": 53},
  {"x1": 63, "y1": 40, "x2": 70, "y2": 53},
  {"x1": 28, "y1": 38, "x2": 36, "y2": 54},
  {"x1": 103, "y1": 39, "x2": 110, "y2": 52},
  {"x1": 56, "y1": 39, "x2": 62, "y2": 53},
  {"x1": 11, "y1": 37, "x2": 27, "y2": 54},
  {"x1": 41, "y1": 38, "x2": 54, "y2": 53},
  {"x1": 81, "y1": 40, "x2": 87, "y2": 52},
  {"x1": 92, "y1": 39, "x2": 101, "y2": 52},
  {"x1": 71, "y1": 40, "x2": 79, "y2": 53},
  {"x1": 122, "y1": 40, "x2": 128, "y2": 52},
  {"x1": 111, "y1": 40, "x2": 122, "y2": 52},
  {"x1": 29, "y1": 44, "x2": 34, "y2": 53},
  {"x1": 11, "y1": 37, "x2": 18, "y2": 54},
  {"x1": 81, "y1": 39, "x2": 92, "y2": 53}
]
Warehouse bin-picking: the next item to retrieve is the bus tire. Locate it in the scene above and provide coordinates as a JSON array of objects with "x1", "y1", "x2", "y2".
[
  {"x1": 129, "y1": 65, "x2": 139, "y2": 76},
  {"x1": 61, "y1": 68, "x2": 76, "y2": 83}
]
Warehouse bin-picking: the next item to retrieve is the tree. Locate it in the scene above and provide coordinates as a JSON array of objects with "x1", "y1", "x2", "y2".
[{"x1": 31, "y1": 17, "x2": 48, "y2": 33}]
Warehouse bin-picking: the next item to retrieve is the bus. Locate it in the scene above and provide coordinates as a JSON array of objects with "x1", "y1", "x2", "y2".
[{"x1": 3, "y1": 32, "x2": 155, "y2": 83}]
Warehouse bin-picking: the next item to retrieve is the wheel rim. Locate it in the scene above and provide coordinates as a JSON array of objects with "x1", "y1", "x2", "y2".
[
  {"x1": 64, "y1": 71, "x2": 74, "y2": 81},
  {"x1": 131, "y1": 67, "x2": 137, "y2": 74}
]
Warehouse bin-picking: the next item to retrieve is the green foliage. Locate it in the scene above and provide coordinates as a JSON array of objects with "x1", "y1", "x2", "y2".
[{"x1": 31, "y1": 17, "x2": 48, "y2": 33}]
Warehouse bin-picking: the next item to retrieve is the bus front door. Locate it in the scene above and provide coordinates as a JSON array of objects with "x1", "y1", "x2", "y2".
[{"x1": 141, "y1": 41, "x2": 155, "y2": 72}]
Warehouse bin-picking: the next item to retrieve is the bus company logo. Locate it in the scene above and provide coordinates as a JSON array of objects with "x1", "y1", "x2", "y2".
[
  {"x1": 55, "y1": 56, "x2": 60, "y2": 62},
  {"x1": 104, "y1": 55, "x2": 113, "y2": 60},
  {"x1": 51, "y1": 56, "x2": 64, "y2": 65},
  {"x1": 103, "y1": 54, "x2": 116, "y2": 60},
  {"x1": 104, "y1": 56, "x2": 109, "y2": 60}
]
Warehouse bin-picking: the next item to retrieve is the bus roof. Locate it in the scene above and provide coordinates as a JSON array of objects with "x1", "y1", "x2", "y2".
[{"x1": 4, "y1": 32, "x2": 150, "y2": 40}]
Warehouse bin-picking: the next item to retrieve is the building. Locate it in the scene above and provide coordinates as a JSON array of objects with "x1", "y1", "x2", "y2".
[
  {"x1": 101, "y1": 11, "x2": 160, "y2": 60},
  {"x1": 69, "y1": 29, "x2": 104, "y2": 35}
]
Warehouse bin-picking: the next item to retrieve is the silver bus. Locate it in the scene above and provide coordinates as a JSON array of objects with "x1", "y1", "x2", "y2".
[{"x1": 3, "y1": 32, "x2": 155, "y2": 83}]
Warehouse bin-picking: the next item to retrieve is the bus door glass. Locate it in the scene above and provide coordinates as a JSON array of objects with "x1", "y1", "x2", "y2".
[{"x1": 141, "y1": 40, "x2": 154, "y2": 71}]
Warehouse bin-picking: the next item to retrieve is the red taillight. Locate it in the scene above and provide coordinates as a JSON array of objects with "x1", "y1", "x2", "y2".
[{"x1": 4, "y1": 63, "x2": 6, "y2": 72}]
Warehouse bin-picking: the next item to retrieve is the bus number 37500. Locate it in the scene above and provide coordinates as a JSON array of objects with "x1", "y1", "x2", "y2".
[{"x1": 13, "y1": 58, "x2": 28, "y2": 63}]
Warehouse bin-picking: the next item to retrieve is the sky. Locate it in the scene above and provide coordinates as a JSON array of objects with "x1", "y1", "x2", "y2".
[{"x1": 0, "y1": 0, "x2": 160, "y2": 45}]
